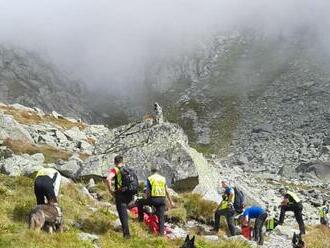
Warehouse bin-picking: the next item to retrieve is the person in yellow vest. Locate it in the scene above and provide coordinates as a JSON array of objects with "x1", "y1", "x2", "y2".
[
  {"x1": 278, "y1": 188, "x2": 305, "y2": 235},
  {"x1": 34, "y1": 167, "x2": 62, "y2": 204},
  {"x1": 319, "y1": 200, "x2": 329, "y2": 226},
  {"x1": 211, "y1": 180, "x2": 236, "y2": 236},
  {"x1": 137, "y1": 166, "x2": 174, "y2": 235}
]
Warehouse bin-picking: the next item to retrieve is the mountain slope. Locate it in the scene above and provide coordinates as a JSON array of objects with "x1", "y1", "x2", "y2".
[{"x1": 0, "y1": 46, "x2": 90, "y2": 120}]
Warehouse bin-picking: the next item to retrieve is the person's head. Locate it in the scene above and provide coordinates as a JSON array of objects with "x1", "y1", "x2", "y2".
[
  {"x1": 114, "y1": 155, "x2": 124, "y2": 166},
  {"x1": 221, "y1": 180, "x2": 229, "y2": 189},
  {"x1": 150, "y1": 165, "x2": 159, "y2": 174},
  {"x1": 239, "y1": 215, "x2": 248, "y2": 226},
  {"x1": 279, "y1": 187, "x2": 287, "y2": 196}
]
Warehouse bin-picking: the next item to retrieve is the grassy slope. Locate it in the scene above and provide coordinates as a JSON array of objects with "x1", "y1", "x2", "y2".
[{"x1": 0, "y1": 174, "x2": 250, "y2": 248}]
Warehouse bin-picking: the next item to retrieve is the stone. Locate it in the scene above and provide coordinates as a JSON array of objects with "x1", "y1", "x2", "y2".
[
  {"x1": 55, "y1": 159, "x2": 81, "y2": 178},
  {"x1": 64, "y1": 127, "x2": 87, "y2": 141},
  {"x1": 112, "y1": 218, "x2": 122, "y2": 231},
  {"x1": 78, "y1": 232, "x2": 99, "y2": 242},
  {"x1": 252, "y1": 123, "x2": 273, "y2": 133},
  {"x1": 0, "y1": 154, "x2": 44, "y2": 176},
  {"x1": 0, "y1": 113, "x2": 34, "y2": 143},
  {"x1": 52, "y1": 111, "x2": 62, "y2": 119}
]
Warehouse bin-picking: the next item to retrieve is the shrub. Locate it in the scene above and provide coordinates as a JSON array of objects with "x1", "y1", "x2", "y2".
[
  {"x1": 181, "y1": 193, "x2": 218, "y2": 224},
  {"x1": 166, "y1": 207, "x2": 187, "y2": 224}
]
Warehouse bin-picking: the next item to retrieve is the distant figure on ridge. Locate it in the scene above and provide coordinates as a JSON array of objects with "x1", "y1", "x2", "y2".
[{"x1": 154, "y1": 102, "x2": 163, "y2": 124}]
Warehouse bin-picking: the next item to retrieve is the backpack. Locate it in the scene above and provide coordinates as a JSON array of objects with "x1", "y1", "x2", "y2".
[
  {"x1": 118, "y1": 167, "x2": 139, "y2": 194},
  {"x1": 233, "y1": 187, "x2": 245, "y2": 213}
]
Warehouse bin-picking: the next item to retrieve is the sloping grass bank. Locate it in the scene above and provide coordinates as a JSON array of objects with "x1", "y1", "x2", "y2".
[{"x1": 0, "y1": 174, "x2": 250, "y2": 248}]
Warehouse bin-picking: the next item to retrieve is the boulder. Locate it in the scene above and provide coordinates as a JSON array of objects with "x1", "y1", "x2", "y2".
[
  {"x1": 0, "y1": 154, "x2": 44, "y2": 176},
  {"x1": 55, "y1": 159, "x2": 81, "y2": 178},
  {"x1": 0, "y1": 113, "x2": 34, "y2": 143},
  {"x1": 64, "y1": 127, "x2": 87, "y2": 141},
  {"x1": 78, "y1": 232, "x2": 99, "y2": 242},
  {"x1": 296, "y1": 161, "x2": 330, "y2": 183},
  {"x1": 79, "y1": 123, "x2": 200, "y2": 191}
]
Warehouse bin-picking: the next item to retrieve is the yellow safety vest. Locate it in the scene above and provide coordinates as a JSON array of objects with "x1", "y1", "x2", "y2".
[
  {"x1": 218, "y1": 190, "x2": 235, "y2": 210},
  {"x1": 287, "y1": 191, "x2": 301, "y2": 204},
  {"x1": 148, "y1": 173, "x2": 166, "y2": 197},
  {"x1": 36, "y1": 168, "x2": 58, "y2": 178},
  {"x1": 320, "y1": 206, "x2": 328, "y2": 218},
  {"x1": 266, "y1": 218, "x2": 275, "y2": 230},
  {"x1": 114, "y1": 167, "x2": 122, "y2": 190}
]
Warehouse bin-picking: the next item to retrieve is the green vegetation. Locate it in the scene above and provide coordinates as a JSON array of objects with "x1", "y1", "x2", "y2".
[
  {"x1": 178, "y1": 193, "x2": 218, "y2": 224},
  {"x1": 0, "y1": 174, "x2": 250, "y2": 248},
  {"x1": 165, "y1": 96, "x2": 240, "y2": 157}
]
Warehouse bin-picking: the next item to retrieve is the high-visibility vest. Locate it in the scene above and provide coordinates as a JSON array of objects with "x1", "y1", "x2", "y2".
[
  {"x1": 266, "y1": 218, "x2": 275, "y2": 231},
  {"x1": 218, "y1": 190, "x2": 235, "y2": 210},
  {"x1": 287, "y1": 191, "x2": 301, "y2": 204},
  {"x1": 36, "y1": 168, "x2": 58, "y2": 178},
  {"x1": 320, "y1": 206, "x2": 328, "y2": 218},
  {"x1": 114, "y1": 167, "x2": 122, "y2": 190},
  {"x1": 148, "y1": 173, "x2": 166, "y2": 197}
]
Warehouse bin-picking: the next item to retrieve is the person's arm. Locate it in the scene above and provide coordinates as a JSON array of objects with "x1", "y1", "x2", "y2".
[
  {"x1": 227, "y1": 188, "x2": 234, "y2": 207},
  {"x1": 106, "y1": 170, "x2": 116, "y2": 195},
  {"x1": 280, "y1": 195, "x2": 289, "y2": 206},
  {"x1": 145, "y1": 180, "x2": 151, "y2": 198},
  {"x1": 53, "y1": 172, "x2": 62, "y2": 200},
  {"x1": 165, "y1": 186, "x2": 175, "y2": 208}
]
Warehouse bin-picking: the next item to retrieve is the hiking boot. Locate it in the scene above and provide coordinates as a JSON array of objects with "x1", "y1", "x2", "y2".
[{"x1": 123, "y1": 234, "x2": 131, "y2": 239}]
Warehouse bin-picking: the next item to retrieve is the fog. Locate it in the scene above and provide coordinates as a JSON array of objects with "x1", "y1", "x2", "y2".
[{"x1": 1, "y1": 0, "x2": 330, "y2": 94}]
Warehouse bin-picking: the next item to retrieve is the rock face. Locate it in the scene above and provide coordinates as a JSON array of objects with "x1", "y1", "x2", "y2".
[
  {"x1": 0, "y1": 112, "x2": 33, "y2": 143},
  {"x1": 0, "y1": 46, "x2": 90, "y2": 120},
  {"x1": 138, "y1": 31, "x2": 330, "y2": 182},
  {"x1": 0, "y1": 103, "x2": 201, "y2": 190},
  {"x1": 296, "y1": 161, "x2": 330, "y2": 183},
  {"x1": 80, "y1": 122, "x2": 200, "y2": 190}
]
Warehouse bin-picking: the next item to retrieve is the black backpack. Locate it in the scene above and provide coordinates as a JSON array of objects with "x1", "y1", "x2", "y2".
[
  {"x1": 117, "y1": 167, "x2": 139, "y2": 194},
  {"x1": 233, "y1": 187, "x2": 245, "y2": 213}
]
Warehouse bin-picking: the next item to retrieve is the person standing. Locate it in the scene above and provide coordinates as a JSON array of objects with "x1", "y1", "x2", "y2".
[
  {"x1": 240, "y1": 206, "x2": 268, "y2": 245},
  {"x1": 137, "y1": 166, "x2": 174, "y2": 236},
  {"x1": 278, "y1": 188, "x2": 305, "y2": 235},
  {"x1": 34, "y1": 167, "x2": 62, "y2": 205},
  {"x1": 106, "y1": 155, "x2": 135, "y2": 239},
  {"x1": 154, "y1": 102, "x2": 164, "y2": 124},
  {"x1": 212, "y1": 180, "x2": 236, "y2": 236},
  {"x1": 320, "y1": 201, "x2": 329, "y2": 226}
]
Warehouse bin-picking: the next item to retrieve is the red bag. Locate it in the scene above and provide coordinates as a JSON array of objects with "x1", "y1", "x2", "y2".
[
  {"x1": 241, "y1": 226, "x2": 252, "y2": 240},
  {"x1": 144, "y1": 213, "x2": 159, "y2": 234}
]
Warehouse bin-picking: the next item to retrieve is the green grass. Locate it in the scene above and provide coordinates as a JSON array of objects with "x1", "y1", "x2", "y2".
[{"x1": 0, "y1": 174, "x2": 251, "y2": 248}]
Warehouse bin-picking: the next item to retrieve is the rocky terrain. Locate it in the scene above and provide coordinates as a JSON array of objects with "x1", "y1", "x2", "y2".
[
  {"x1": 0, "y1": 102, "x2": 329, "y2": 247},
  {"x1": 139, "y1": 31, "x2": 330, "y2": 184},
  {"x1": 0, "y1": 45, "x2": 90, "y2": 120}
]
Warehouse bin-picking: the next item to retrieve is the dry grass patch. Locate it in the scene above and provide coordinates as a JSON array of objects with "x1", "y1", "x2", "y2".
[
  {"x1": 0, "y1": 105, "x2": 86, "y2": 130},
  {"x1": 4, "y1": 138, "x2": 71, "y2": 163},
  {"x1": 305, "y1": 225, "x2": 330, "y2": 248}
]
